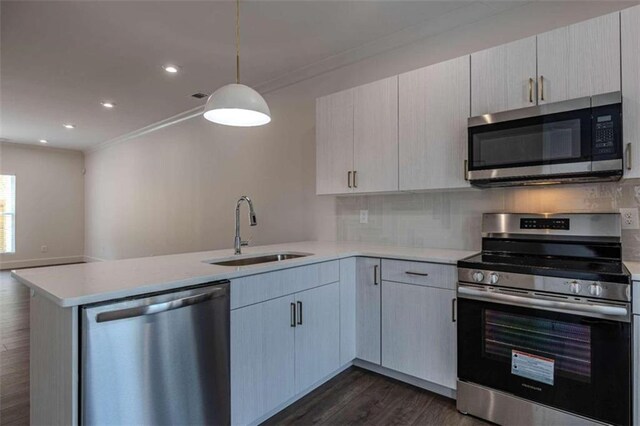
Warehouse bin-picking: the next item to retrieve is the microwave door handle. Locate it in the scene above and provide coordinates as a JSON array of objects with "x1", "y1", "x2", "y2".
[{"x1": 457, "y1": 286, "x2": 628, "y2": 317}]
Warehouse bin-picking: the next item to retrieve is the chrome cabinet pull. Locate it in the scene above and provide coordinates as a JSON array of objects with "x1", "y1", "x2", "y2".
[
  {"x1": 626, "y1": 143, "x2": 632, "y2": 171},
  {"x1": 353, "y1": 170, "x2": 358, "y2": 188},
  {"x1": 539, "y1": 75, "x2": 545, "y2": 101},
  {"x1": 463, "y1": 159, "x2": 469, "y2": 181},
  {"x1": 290, "y1": 302, "x2": 296, "y2": 327},
  {"x1": 528, "y1": 78, "x2": 534, "y2": 103},
  {"x1": 297, "y1": 301, "x2": 303, "y2": 325},
  {"x1": 348, "y1": 171, "x2": 352, "y2": 188},
  {"x1": 373, "y1": 264, "x2": 379, "y2": 285},
  {"x1": 405, "y1": 271, "x2": 429, "y2": 277},
  {"x1": 452, "y1": 298, "x2": 457, "y2": 323}
]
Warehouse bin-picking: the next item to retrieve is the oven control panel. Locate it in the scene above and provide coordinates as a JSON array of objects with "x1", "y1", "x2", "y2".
[
  {"x1": 520, "y1": 218, "x2": 569, "y2": 230},
  {"x1": 457, "y1": 267, "x2": 630, "y2": 302}
]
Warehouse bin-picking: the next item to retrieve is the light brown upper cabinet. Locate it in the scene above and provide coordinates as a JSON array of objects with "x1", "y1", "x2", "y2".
[
  {"x1": 353, "y1": 77, "x2": 399, "y2": 194},
  {"x1": 537, "y1": 12, "x2": 620, "y2": 104},
  {"x1": 622, "y1": 5, "x2": 640, "y2": 179},
  {"x1": 316, "y1": 77, "x2": 398, "y2": 195},
  {"x1": 471, "y1": 36, "x2": 537, "y2": 117},
  {"x1": 399, "y1": 56, "x2": 470, "y2": 191},
  {"x1": 316, "y1": 88, "x2": 355, "y2": 195},
  {"x1": 472, "y1": 13, "x2": 620, "y2": 116}
]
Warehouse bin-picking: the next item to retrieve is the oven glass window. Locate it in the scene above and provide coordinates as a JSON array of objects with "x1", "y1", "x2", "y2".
[
  {"x1": 471, "y1": 119, "x2": 582, "y2": 168},
  {"x1": 484, "y1": 309, "x2": 591, "y2": 383}
]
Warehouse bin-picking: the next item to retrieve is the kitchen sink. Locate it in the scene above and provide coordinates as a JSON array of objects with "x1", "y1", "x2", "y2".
[{"x1": 206, "y1": 252, "x2": 312, "y2": 267}]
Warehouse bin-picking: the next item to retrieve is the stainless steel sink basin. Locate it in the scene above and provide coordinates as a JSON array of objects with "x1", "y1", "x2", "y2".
[{"x1": 206, "y1": 252, "x2": 312, "y2": 267}]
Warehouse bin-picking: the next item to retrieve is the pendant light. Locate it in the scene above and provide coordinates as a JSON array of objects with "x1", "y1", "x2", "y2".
[{"x1": 203, "y1": 0, "x2": 271, "y2": 127}]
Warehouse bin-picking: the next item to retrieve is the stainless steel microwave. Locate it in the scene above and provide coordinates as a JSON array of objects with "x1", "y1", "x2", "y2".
[{"x1": 466, "y1": 92, "x2": 623, "y2": 188}]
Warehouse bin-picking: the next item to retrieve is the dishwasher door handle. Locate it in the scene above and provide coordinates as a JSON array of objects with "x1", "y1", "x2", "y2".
[{"x1": 96, "y1": 288, "x2": 226, "y2": 323}]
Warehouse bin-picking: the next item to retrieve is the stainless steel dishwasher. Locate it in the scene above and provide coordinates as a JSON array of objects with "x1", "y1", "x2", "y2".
[{"x1": 81, "y1": 281, "x2": 230, "y2": 425}]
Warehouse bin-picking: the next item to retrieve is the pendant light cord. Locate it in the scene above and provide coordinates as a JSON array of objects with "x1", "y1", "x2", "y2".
[{"x1": 236, "y1": 0, "x2": 240, "y2": 84}]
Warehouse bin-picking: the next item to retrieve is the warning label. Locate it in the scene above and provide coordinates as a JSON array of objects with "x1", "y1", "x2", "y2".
[{"x1": 511, "y1": 350, "x2": 554, "y2": 386}]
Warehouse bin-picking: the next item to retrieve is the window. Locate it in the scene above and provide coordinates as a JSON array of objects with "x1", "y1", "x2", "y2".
[{"x1": 0, "y1": 175, "x2": 16, "y2": 254}]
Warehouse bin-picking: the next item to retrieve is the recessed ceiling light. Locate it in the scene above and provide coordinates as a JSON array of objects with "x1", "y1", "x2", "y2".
[
  {"x1": 101, "y1": 101, "x2": 115, "y2": 109},
  {"x1": 163, "y1": 64, "x2": 179, "y2": 74},
  {"x1": 63, "y1": 123, "x2": 75, "y2": 129},
  {"x1": 39, "y1": 139, "x2": 48, "y2": 144}
]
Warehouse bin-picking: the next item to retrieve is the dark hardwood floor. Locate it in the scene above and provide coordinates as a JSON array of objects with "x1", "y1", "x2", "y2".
[
  {"x1": 263, "y1": 367, "x2": 488, "y2": 426},
  {"x1": 0, "y1": 270, "x2": 30, "y2": 425},
  {"x1": 0, "y1": 269, "x2": 486, "y2": 426}
]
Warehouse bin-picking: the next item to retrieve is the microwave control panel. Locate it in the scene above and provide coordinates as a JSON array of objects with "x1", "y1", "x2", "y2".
[{"x1": 594, "y1": 114, "x2": 616, "y2": 155}]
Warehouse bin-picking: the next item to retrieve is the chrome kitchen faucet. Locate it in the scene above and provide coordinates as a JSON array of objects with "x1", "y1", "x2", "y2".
[{"x1": 234, "y1": 196, "x2": 257, "y2": 255}]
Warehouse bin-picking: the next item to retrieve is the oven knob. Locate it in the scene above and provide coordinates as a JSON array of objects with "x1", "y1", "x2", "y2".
[
  {"x1": 569, "y1": 281, "x2": 582, "y2": 294},
  {"x1": 472, "y1": 271, "x2": 485, "y2": 282},
  {"x1": 589, "y1": 283, "x2": 603, "y2": 297},
  {"x1": 489, "y1": 272, "x2": 500, "y2": 285}
]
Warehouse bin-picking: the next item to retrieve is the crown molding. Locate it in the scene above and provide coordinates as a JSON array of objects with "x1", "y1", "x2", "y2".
[{"x1": 86, "y1": 105, "x2": 205, "y2": 153}]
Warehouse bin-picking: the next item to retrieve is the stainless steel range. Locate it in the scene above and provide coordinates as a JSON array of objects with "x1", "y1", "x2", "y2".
[{"x1": 456, "y1": 213, "x2": 631, "y2": 426}]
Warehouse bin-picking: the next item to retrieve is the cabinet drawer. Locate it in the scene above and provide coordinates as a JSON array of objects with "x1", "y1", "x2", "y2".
[
  {"x1": 231, "y1": 261, "x2": 339, "y2": 309},
  {"x1": 381, "y1": 259, "x2": 455, "y2": 290}
]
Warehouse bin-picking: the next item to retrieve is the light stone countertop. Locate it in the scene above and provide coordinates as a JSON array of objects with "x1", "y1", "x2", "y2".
[
  {"x1": 11, "y1": 241, "x2": 478, "y2": 308},
  {"x1": 623, "y1": 260, "x2": 640, "y2": 281}
]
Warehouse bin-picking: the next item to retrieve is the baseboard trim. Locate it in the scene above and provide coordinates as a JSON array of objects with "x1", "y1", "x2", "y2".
[
  {"x1": 1, "y1": 256, "x2": 85, "y2": 270},
  {"x1": 249, "y1": 363, "x2": 353, "y2": 425},
  {"x1": 83, "y1": 255, "x2": 106, "y2": 263},
  {"x1": 353, "y1": 359, "x2": 457, "y2": 400}
]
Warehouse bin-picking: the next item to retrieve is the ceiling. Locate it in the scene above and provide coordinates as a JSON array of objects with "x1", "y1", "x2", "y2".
[{"x1": 0, "y1": 0, "x2": 529, "y2": 150}]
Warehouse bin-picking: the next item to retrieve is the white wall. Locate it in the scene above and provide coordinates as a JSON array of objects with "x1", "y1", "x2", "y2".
[
  {"x1": 84, "y1": 94, "x2": 334, "y2": 259},
  {"x1": 0, "y1": 142, "x2": 84, "y2": 269},
  {"x1": 84, "y1": 1, "x2": 636, "y2": 260}
]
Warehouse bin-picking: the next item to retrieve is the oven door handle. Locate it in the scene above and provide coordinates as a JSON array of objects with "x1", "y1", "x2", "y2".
[{"x1": 457, "y1": 286, "x2": 629, "y2": 317}]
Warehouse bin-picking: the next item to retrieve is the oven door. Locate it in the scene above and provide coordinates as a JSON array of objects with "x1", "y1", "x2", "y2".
[
  {"x1": 467, "y1": 107, "x2": 593, "y2": 181},
  {"x1": 457, "y1": 286, "x2": 631, "y2": 425}
]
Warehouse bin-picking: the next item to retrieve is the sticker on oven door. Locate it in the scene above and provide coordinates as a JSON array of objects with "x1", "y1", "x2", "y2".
[{"x1": 511, "y1": 350, "x2": 554, "y2": 386}]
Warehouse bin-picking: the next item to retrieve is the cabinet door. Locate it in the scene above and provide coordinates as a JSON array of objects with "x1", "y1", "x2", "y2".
[
  {"x1": 381, "y1": 281, "x2": 456, "y2": 389},
  {"x1": 399, "y1": 56, "x2": 470, "y2": 190},
  {"x1": 353, "y1": 77, "x2": 399, "y2": 193},
  {"x1": 339, "y1": 258, "x2": 357, "y2": 365},
  {"x1": 622, "y1": 6, "x2": 640, "y2": 178},
  {"x1": 356, "y1": 257, "x2": 381, "y2": 364},
  {"x1": 294, "y1": 282, "x2": 340, "y2": 393},
  {"x1": 471, "y1": 36, "x2": 537, "y2": 116},
  {"x1": 231, "y1": 295, "x2": 295, "y2": 425},
  {"x1": 316, "y1": 89, "x2": 354, "y2": 195},
  {"x1": 538, "y1": 12, "x2": 620, "y2": 104}
]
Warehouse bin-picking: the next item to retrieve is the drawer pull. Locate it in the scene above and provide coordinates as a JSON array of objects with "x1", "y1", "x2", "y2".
[
  {"x1": 405, "y1": 271, "x2": 429, "y2": 277},
  {"x1": 374, "y1": 264, "x2": 379, "y2": 285},
  {"x1": 290, "y1": 303, "x2": 296, "y2": 327}
]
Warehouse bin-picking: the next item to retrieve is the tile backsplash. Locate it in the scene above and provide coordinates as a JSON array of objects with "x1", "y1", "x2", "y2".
[{"x1": 336, "y1": 179, "x2": 640, "y2": 260}]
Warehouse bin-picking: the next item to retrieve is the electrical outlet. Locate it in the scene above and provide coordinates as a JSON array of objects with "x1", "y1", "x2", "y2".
[
  {"x1": 620, "y1": 208, "x2": 640, "y2": 229},
  {"x1": 359, "y1": 210, "x2": 369, "y2": 224},
  {"x1": 40, "y1": 245, "x2": 48, "y2": 253}
]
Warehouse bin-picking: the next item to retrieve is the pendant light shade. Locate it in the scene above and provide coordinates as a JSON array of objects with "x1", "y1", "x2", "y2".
[
  {"x1": 203, "y1": 0, "x2": 271, "y2": 127},
  {"x1": 203, "y1": 83, "x2": 271, "y2": 127}
]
